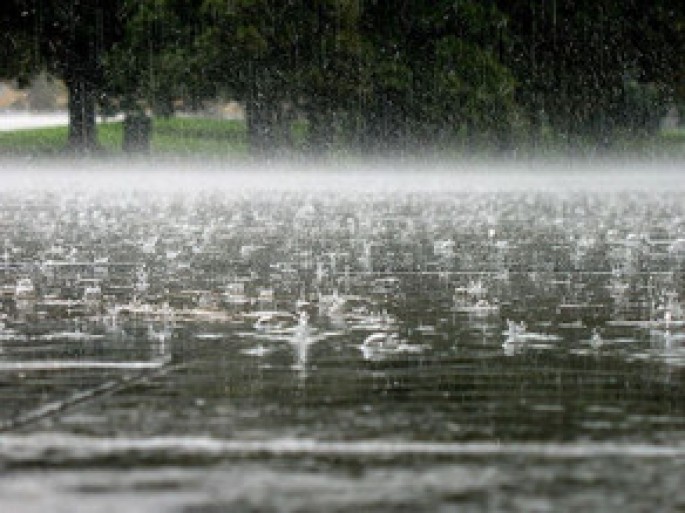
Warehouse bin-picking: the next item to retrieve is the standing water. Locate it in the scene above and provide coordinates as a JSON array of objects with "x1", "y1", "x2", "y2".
[{"x1": 0, "y1": 162, "x2": 684, "y2": 512}]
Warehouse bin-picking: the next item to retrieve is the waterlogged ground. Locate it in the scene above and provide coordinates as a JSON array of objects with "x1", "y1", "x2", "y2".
[{"x1": 0, "y1": 164, "x2": 684, "y2": 512}]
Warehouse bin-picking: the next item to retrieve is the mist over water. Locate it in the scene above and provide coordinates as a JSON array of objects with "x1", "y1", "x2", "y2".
[{"x1": 2, "y1": 157, "x2": 684, "y2": 193}]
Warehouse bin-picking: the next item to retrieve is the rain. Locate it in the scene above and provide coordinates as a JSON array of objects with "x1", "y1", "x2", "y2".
[{"x1": 0, "y1": 1, "x2": 685, "y2": 512}]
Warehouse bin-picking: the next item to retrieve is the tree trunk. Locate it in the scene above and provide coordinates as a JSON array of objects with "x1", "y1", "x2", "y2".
[
  {"x1": 305, "y1": 108, "x2": 333, "y2": 156},
  {"x1": 123, "y1": 112, "x2": 152, "y2": 153},
  {"x1": 245, "y1": 98, "x2": 281, "y2": 157},
  {"x1": 245, "y1": 100, "x2": 269, "y2": 156},
  {"x1": 67, "y1": 77, "x2": 98, "y2": 153}
]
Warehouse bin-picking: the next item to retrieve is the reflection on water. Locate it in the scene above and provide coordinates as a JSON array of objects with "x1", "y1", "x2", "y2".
[{"x1": 0, "y1": 179, "x2": 684, "y2": 510}]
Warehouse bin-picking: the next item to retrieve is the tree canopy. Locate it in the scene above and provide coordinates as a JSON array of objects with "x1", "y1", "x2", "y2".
[
  {"x1": 1, "y1": 0, "x2": 127, "y2": 150},
  {"x1": 1, "y1": 0, "x2": 683, "y2": 155}
]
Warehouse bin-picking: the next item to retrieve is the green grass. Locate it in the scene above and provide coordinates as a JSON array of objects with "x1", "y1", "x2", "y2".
[
  {"x1": 151, "y1": 117, "x2": 247, "y2": 155},
  {"x1": 618, "y1": 128, "x2": 685, "y2": 159},
  {"x1": 661, "y1": 128, "x2": 685, "y2": 147},
  {"x1": 0, "y1": 116, "x2": 248, "y2": 157},
  {"x1": 0, "y1": 115, "x2": 683, "y2": 159},
  {"x1": 0, "y1": 125, "x2": 67, "y2": 154}
]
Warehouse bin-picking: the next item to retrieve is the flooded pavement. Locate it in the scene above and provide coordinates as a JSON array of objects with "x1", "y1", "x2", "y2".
[{"x1": 0, "y1": 167, "x2": 684, "y2": 511}]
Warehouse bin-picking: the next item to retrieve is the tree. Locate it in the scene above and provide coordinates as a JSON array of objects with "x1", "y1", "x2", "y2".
[
  {"x1": 291, "y1": 0, "x2": 364, "y2": 155},
  {"x1": 102, "y1": 0, "x2": 206, "y2": 151},
  {"x1": 0, "y1": 3, "x2": 36, "y2": 85},
  {"x1": 0, "y1": 0, "x2": 126, "y2": 152},
  {"x1": 496, "y1": 0, "x2": 685, "y2": 150},
  {"x1": 358, "y1": 0, "x2": 516, "y2": 153},
  {"x1": 193, "y1": 0, "x2": 517, "y2": 156},
  {"x1": 197, "y1": 0, "x2": 301, "y2": 155}
]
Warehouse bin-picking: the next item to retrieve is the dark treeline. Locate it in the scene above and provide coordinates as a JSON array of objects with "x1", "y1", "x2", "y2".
[{"x1": 1, "y1": 0, "x2": 683, "y2": 156}]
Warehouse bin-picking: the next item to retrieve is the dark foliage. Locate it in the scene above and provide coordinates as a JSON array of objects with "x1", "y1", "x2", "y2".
[{"x1": 2, "y1": 0, "x2": 683, "y2": 155}]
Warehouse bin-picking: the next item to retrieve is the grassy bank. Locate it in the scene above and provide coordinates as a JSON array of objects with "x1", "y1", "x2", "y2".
[
  {"x1": 152, "y1": 117, "x2": 247, "y2": 155},
  {"x1": 0, "y1": 115, "x2": 683, "y2": 160},
  {"x1": 0, "y1": 116, "x2": 248, "y2": 157}
]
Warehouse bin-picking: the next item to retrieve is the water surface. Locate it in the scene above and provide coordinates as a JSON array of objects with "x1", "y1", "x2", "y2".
[{"x1": 0, "y1": 166, "x2": 684, "y2": 511}]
